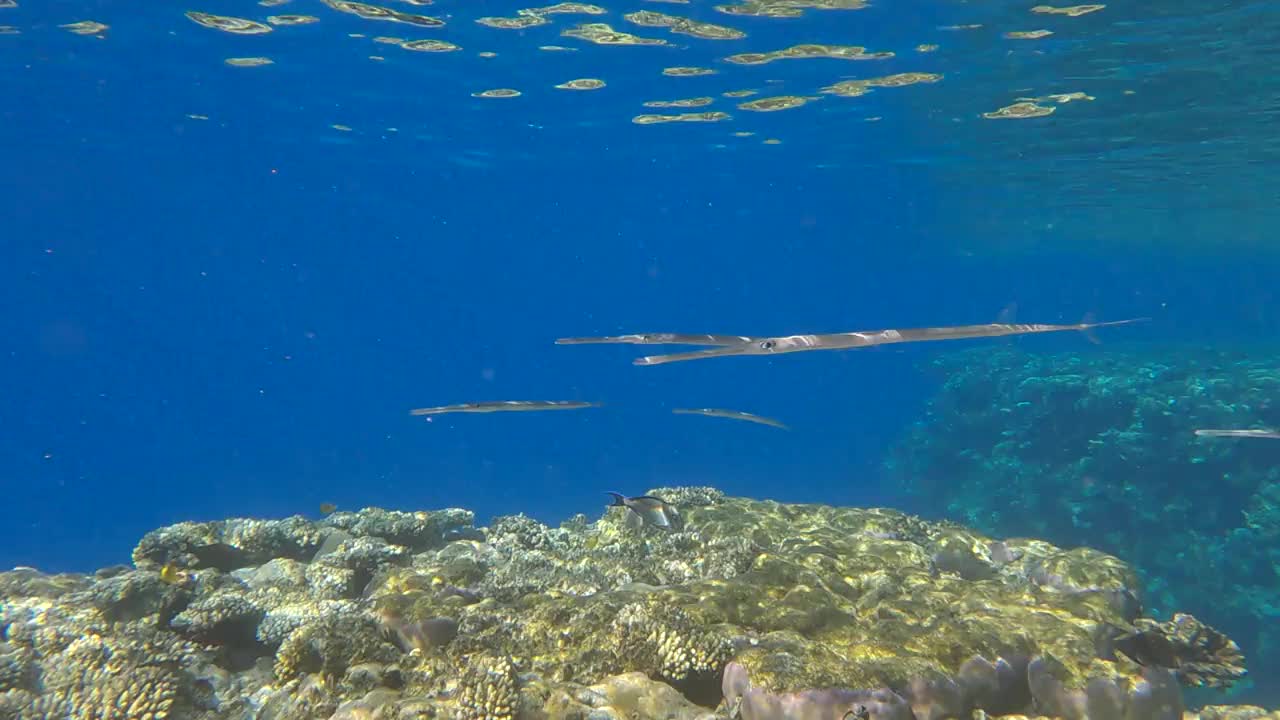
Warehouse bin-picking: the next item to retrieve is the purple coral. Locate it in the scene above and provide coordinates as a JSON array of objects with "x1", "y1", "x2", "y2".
[
  {"x1": 723, "y1": 654, "x2": 1185, "y2": 720},
  {"x1": 1027, "y1": 657, "x2": 1183, "y2": 720}
]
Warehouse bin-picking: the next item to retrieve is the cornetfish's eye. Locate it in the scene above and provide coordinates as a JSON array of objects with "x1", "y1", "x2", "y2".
[{"x1": 759, "y1": 340, "x2": 775, "y2": 350}]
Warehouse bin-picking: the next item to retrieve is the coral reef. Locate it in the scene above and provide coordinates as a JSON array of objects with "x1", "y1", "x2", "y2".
[
  {"x1": 883, "y1": 347, "x2": 1280, "y2": 691},
  {"x1": 0, "y1": 490, "x2": 1268, "y2": 719}
]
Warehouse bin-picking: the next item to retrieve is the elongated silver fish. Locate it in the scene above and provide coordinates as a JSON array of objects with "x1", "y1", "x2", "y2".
[
  {"x1": 409, "y1": 400, "x2": 601, "y2": 416},
  {"x1": 556, "y1": 333, "x2": 755, "y2": 346},
  {"x1": 1194, "y1": 429, "x2": 1280, "y2": 440},
  {"x1": 672, "y1": 407, "x2": 789, "y2": 430},
  {"x1": 606, "y1": 492, "x2": 679, "y2": 531},
  {"x1": 560, "y1": 316, "x2": 1148, "y2": 366}
]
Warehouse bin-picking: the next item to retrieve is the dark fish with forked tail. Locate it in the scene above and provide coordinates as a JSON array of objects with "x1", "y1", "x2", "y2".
[{"x1": 606, "y1": 492, "x2": 679, "y2": 531}]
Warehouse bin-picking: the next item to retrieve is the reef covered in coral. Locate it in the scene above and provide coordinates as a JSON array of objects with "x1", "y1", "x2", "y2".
[
  {"x1": 0, "y1": 489, "x2": 1268, "y2": 719},
  {"x1": 884, "y1": 346, "x2": 1280, "y2": 700}
]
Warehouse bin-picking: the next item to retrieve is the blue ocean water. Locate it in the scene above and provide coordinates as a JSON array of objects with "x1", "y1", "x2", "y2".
[{"x1": 2, "y1": 0, "x2": 1279, "y2": 703}]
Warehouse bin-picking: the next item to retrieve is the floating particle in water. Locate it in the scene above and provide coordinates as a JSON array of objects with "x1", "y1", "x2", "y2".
[
  {"x1": 473, "y1": 88, "x2": 522, "y2": 97},
  {"x1": 268, "y1": 14, "x2": 319, "y2": 25},
  {"x1": 940, "y1": 23, "x2": 981, "y2": 30},
  {"x1": 478, "y1": 51, "x2": 497, "y2": 57},
  {"x1": 762, "y1": 138, "x2": 781, "y2": 144},
  {"x1": 623, "y1": 10, "x2": 745, "y2": 40},
  {"x1": 539, "y1": 44, "x2": 577, "y2": 51},
  {"x1": 982, "y1": 101, "x2": 1054, "y2": 119},
  {"x1": 732, "y1": 131, "x2": 754, "y2": 136},
  {"x1": 187, "y1": 113, "x2": 209, "y2": 119},
  {"x1": 399, "y1": 0, "x2": 433, "y2": 4},
  {"x1": 402, "y1": 38, "x2": 460, "y2": 50},
  {"x1": 332, "y1": 123, "x2": 354, "y2": 130},
  {"x1": 714, "y1": 0, "x2": 867, "y2": 18},
  {"x1": 662, "y1": 66, "x2": 716, "y2": 76},
  {"x1": 563, "y1": 22, "x2": 669, "y2": 45},
  {"x1": 0, "y1": 1, "x2": 15, "y2": 8},
  {"x1": 556, "y1": 78, "x2": 605, "y2": 89},
  {"x1": 477, "y1": 15, "x2": 549, "y2": 28},
  {"x1": 722, "y1": 88, "x2": 757, "y2": 98},
  {"x1": 643, "y1": 96, "x2": 714, "y2": 108},
  {"x1": 1031, "y1": 4, "x2": 1104, "y2": 15},
  {"x1": 321, "y1": 0, "x2": 444, "y2": 27},
  {"x1": 225, "y1": 56, "x2": 275, "y2": 66},
  {"x1": 632, "y1": 111, "x2": 730, "y2": 123},
  {"x1": 725, "y1": 43, "x2": 893, "y2": 64},
  {"x1": 186, "y1": 12, "x2": 273, "y2": 34},
  {"x1": 916, "y1": 43, "x2": 938, "y2": 52},
  {"x1": 737, "y1": 94, "x2": 819, "y2": 111},
  {"x1": 0, "y1": 25, "x2": 16, "y2": 34},
  {"x1": 369, "y1": 54, "x2": 385, "y2": 60},
  {"x1": 1004, "y1": 29, "x2": 1053, "y2": 39},
  {"x1": 259, "y1": 0, "x2": 291, "y2": 6}
]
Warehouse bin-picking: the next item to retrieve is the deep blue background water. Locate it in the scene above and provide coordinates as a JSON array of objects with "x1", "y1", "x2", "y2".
[{"x1": 3, "y1": 7, "x2": 1279, "y2": 704}]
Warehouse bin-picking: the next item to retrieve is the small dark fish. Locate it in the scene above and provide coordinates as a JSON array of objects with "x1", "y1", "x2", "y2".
[
  {"x1": 606, "y1": 491, "x2": 679, "y2": 531},
  {"x1": 319, "y1": 502, "x2": 337, "y2": 515},
  {"x1": 410, "y1": 400, "x2": 602, "y2": 416},
  {"x1": 672, "y1": 407, "x2": 789, "y2": 430},
  {"x1": 376, "y1": 606, "x2": 459, "y2": 653},
  {"x1": 1194, "y1": 428, "x2": 1280, "y2": 440}
]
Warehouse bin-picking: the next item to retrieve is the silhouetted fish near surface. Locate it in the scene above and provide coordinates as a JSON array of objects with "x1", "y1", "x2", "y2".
[
  {"x1": 606, "y1": 492, "x2": 679, "y2": 531},
  {"x1": 410, "y1": 400, "x2": 602, "y2": 416},
  {"x1": 672, "y1": 407, "x2": 789, "y2": 430},
  {"x1": 1194, "y1": 428, "x2": 1280, "y2": 440}
]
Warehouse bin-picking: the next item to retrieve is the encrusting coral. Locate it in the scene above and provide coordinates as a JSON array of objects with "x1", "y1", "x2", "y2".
[{"x1": 0, "y1": 489, "x2": 1264, "y2": 719}]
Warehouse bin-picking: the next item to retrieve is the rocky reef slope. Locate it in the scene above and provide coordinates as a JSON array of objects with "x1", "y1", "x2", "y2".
[
  {"x1": 884, "y1": 347, "x2": 1280, "y2": 686},
  {"x1": 0, "y1": 489, "x2": 1263, "y2": 720}
]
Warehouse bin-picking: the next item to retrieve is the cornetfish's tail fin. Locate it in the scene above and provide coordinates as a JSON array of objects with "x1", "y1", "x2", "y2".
[{"x1": 1079, "y1": 314, "x2": 1151, "y2": 345}]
